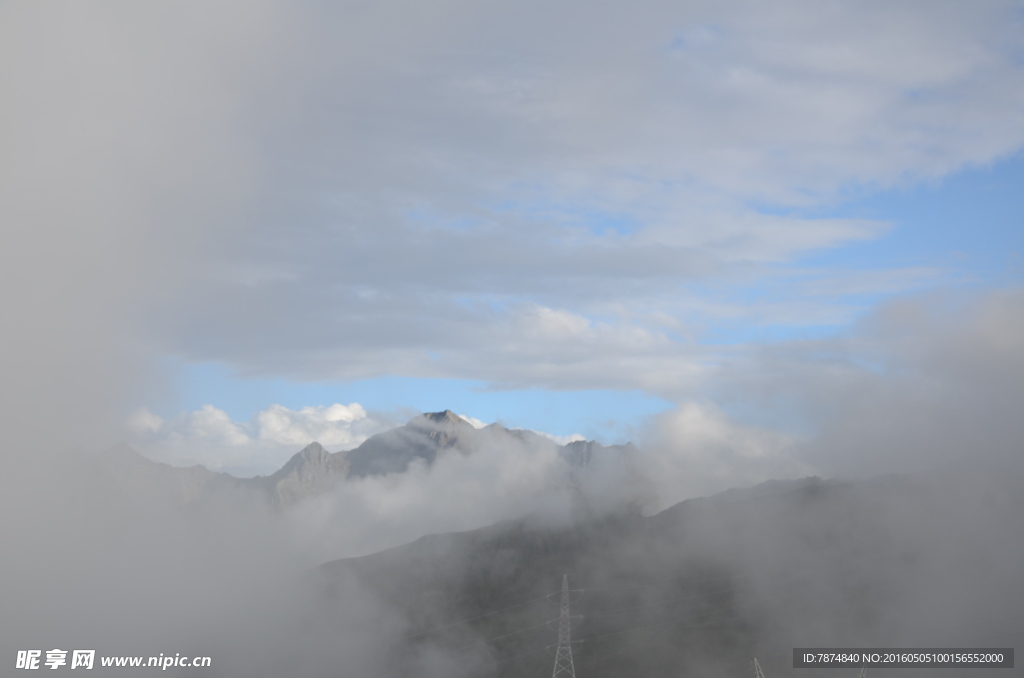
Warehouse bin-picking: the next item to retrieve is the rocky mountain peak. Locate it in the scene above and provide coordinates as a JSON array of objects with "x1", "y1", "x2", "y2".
[
  {"x1": 107, "y1": 410, "x2": 643, "y2": 511},
  {"x1": 267, "y1": 441, "x2": 348, "y2": 509},
  {"x1": 271, "y1": 441, "x2": 329, "y2": 478},
  {"x1": 417, "y1": 410, "x2": 471, "y2": 427},
  {"x1": 297, "y1": 441, "x2": 327, "y2": 459}
]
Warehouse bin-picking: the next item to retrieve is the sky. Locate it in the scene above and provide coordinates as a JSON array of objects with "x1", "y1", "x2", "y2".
[
  {"x1": 2, "y1": 0, "x2": 1023, "y2": 476},
  {"x1": 2, "y1": 7, "x2": 1024, "y2": 674}
]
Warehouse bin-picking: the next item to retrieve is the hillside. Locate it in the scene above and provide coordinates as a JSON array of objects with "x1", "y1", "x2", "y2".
[{"x1": 320, "y1": 464, "x2": 1024, "y2": 677}]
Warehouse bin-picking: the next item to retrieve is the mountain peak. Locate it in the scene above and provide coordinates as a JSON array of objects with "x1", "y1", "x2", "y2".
[
  {"x1": 265, "y1": 441, "x2": 348, "y2": 509},
  {"x1": 421, "y1": 410, "x2": 468, "y2": 425},
  {"x1": 298, "y1": 441, "x2": 326, "y2": 457},
  {"x1": 408, "y1": 410, "x2": 476, "y2": 432},
  {"x1": 346, "y1": 410, "x2": 477, "y2": 478},
  {"x1": 270, "y1": 441, "x2": 330, "y2": 480}
]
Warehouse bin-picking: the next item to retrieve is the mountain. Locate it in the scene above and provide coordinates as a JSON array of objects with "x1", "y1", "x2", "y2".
[
  {"x1": 344, "y1": 410, "x2": 641, "y2": 478},
  {"x1": 345, "y1": 410, "x2": 487, "y2": 477},
  {"x1": 317, "y1": 464, "x2": 1024, "y2": 677},
  {"x1": 87, "y1": 442, "x2": 231, "y2": 506},
  {"x1": 260, "y1": 441, "x2": 350, "y2": 509},
  {"x1": 105, "y1": 410, "x2": 643, "y2": 510}
]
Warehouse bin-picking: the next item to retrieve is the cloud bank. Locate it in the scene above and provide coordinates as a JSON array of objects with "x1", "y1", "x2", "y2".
[
  {"x1": 2, "y1": 3, "x2": 1022, "y2": 676},
  {"x1": 127, "y1": 402, "x2": 393, "y2": 476},
  {"x1": 3, "y1": 1, "x2": 1021, "y2": 446},
  {"x1": 114, "y1": 0, "x2": 1024, "y2": 393}
]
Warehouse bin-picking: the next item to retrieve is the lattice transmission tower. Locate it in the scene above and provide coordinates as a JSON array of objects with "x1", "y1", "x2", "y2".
[
  {"x1": 551, "y1": 575, "x2": 577, "y2": 678},
  {"x1": 752, "y1": 657, "x2": 767, "y2": 678}
]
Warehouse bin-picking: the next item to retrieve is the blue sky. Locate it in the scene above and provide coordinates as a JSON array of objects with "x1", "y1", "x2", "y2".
[
  {"x1": 166, "y1": 363, "x2": 669, "y2": 443},
  {"x1": 7, "y1": 7, "x2": 1024, "y2": 657},
  {"x1": 159, "y1": 150, "x2": 1022, "y2": 444},
  {"x1": 805, "y1": 151, "x2": 1024, "y2": 281},
  {"x1": 62, "y1": 0, "x2": 1019, "y2": 473}
]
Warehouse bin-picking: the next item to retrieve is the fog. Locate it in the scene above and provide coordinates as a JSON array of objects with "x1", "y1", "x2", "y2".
[
  {"x1": 3, "y1": 289, "x2": 1020, "y2": 676},
  {"x1": 2, "y1": 2, "x2": 1022, "y2": 676}
]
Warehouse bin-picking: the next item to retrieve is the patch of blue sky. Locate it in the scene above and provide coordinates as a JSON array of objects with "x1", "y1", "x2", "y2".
[
  {"x1": 159, "y1": 358, "x2": 672, "y2": 444},
  {"x1": 704, "y1": 151, "x2": 1024, "y2": 345},
  {"x1": 692, "y1": 262, "x2": 961, "y2": 344},
  {"x1": 695, "y1": 318, "x2": 848, "y2": 347},
  {"x1": 764, "y1": 151, "x2": 1024, "y2": 281},
  {"x1": 684, "y1": 267, "x2": 914, "y2": 346},
  {"x1": 151, "y1": 153, "x2": 1023, "y2": 442}
]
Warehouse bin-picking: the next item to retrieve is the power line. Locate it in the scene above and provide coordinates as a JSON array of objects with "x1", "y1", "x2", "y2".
[
  {"x1": 373, "y1": 616, "x2": 558, "y2": 678},
  {"x1": 401, "y1": 566, "x2": 743, "y2": 643},
  {"x1": 574, "y1": 607, "x2": 749, "y2": 649},
  {"x1": 582, "y1": 583, "x2": 736, "y2": 619},
  {"x1": 404, "y1": 592, "x2": 554, "y2": 640},
  {"x1": 457, "y1": 617, "x2": 558, "y2": 649},
  {"x1": 382, "y1": 567, "x2": 1023, "y2": 677}
]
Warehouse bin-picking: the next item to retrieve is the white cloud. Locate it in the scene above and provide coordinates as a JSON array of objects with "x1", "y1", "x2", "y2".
[
  {"x1": 127, "y1": 402, "x2": 392, "y2": 476},
  {"x1": 254, "y1": 403, "x2": 369, "y2": 447},
  {"x1": 532, "y1": 430, "x2": 587, "y2": 446},
  {"x1": 281, "y1": 398, "x2": 806, "y2": 561},
  {"x1": 127, "y1": 408, "x2": 163, "y2": 435},
  {"x1": 176, "y1": 405, "x2": 251, "y2": 447},
  {"x1": 7, "y1": 0, "x2": 1024, "y2": 455},
  {"x1": 697, "y1": 287, "x2": 1024, "y2": 478},
  {"x1": 455, "y1": 413, "x2": 487, "y2": 429},
  {"x1": 8, "y1": 5, "x2": 1023, "y2": 674},
  {"x1": 283, "y1": 424, "x2": 634, "y2": 561},
  {"x1": 641, "y1": 401, "x2": 807, "y2": 505},
  {"x1": 124, "y1": 0, "x2": 1024, "y2": 392}
]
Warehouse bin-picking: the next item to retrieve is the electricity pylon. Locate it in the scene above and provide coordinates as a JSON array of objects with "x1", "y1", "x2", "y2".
[
  {"x1": 752, "y1": 657, "x2": 766, "y2": 678},
  {"x1": 551, "y1": 575, "x2": 576, "y2": 678},
  {"x1": 857, "y1": 669, "x2": 867, "y2": 678}
]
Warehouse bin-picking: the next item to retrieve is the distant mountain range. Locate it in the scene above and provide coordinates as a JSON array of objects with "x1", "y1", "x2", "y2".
[
  {"x1": 75, "y1": 410, "x2": 1024, "y2": 677},
  {"x1": 98, "y1": 410, "x2": 641, "y2": 509}
]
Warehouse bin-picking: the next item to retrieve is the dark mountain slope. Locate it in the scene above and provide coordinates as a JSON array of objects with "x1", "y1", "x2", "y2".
[{"x1": 320, "y1": 466, "x2": 1024, "y2": 678}]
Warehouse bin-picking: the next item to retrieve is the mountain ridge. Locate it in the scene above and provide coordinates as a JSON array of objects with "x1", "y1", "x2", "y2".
[
  {"x1": 316, "y1": 464, "x2": 1024, "y2": 677},
  {"x1": 108, "y1": 410, "x2": 640, "y2": 510}
]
